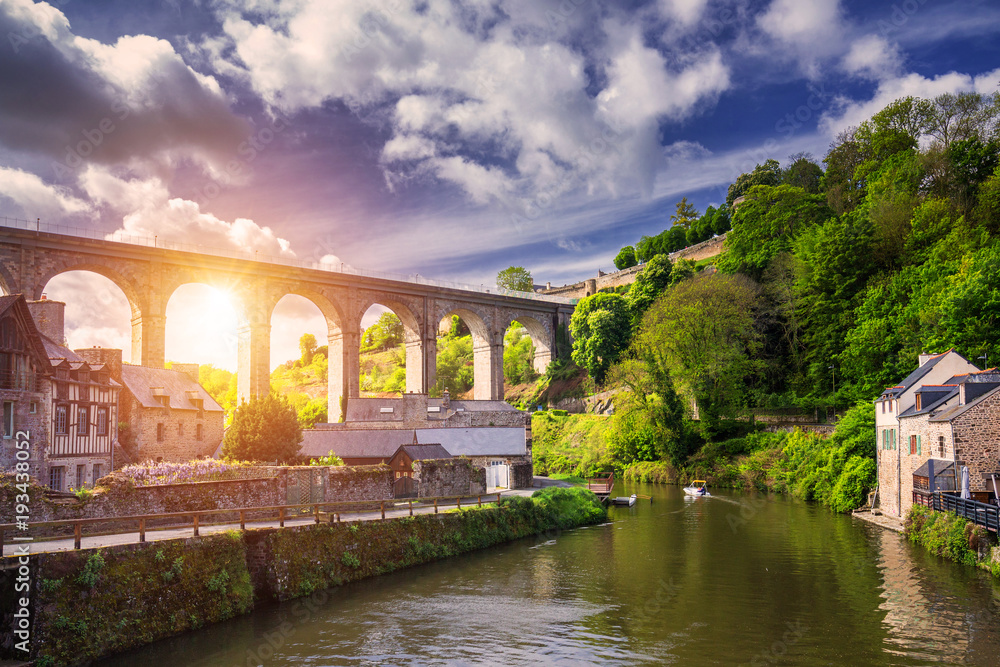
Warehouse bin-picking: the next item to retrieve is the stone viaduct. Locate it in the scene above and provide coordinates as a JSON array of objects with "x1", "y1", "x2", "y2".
[{"x1": 0, "y1": 226, "x2": 574, "y2": 417}]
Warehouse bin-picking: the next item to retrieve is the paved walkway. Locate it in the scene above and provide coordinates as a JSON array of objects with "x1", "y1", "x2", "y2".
[
  {"x1": 2, "y1": 478, "x2": 570, "y2": 558},
  {"x1": 852, "y1": 508, "x2": 905, "y2": 533}
]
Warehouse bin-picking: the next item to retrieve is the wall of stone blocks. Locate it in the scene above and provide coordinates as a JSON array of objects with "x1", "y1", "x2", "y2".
[
  {"x1": 953, "y1": 391, "x2": 1000, "y2": 495},
  {"x1": 413, "y1": 458, "x2": 486, "y2": 497},
  {"x1": 0, "y1": 385, "x2": 49, "y2": 482},
  {"x1": 324, "y1": 464, "x2": 393, "y2": 502}
]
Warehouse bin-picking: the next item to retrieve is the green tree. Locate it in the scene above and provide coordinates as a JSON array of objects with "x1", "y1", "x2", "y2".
[
  {"x1": 782, "y1": 153, "x2": 823, "y2": 193},
  {"x1": 299, "y1": 333, "x2": 317, "y2": 366},
  {"x1": 634, "y1": 273, "x2": 763, "y2": 435},
  {"x1": 222, "y1": 393, "x2": 302, "y2": 463},
  {"x1": 569, "y1": 292, "x2": 632, "y2": 384},
  {"x1": 298, "y1": 398, "x2": 328, "y2": 428},
  {"x1": 503, "y1": 322, "x2": 537, "y2": 385},
  {"x1": 614, "y1": 245, "x2": 637, "y2": 270},
  {"x1": 669, "y1": 258, "x2": 697, "y2": 285},
  {"x1": 496, "y1": 266, "x2": 534, "y2": 292},
  {"x1": 726, "y1": 159, "x2": 782, "y2": 206},
  {"x1": 717, "y1": 184, "x2": 832, "y2": 278},
  {"x1": 434, "y1": 333, "x2": 474, "y2": 395},
  {"x1": 671, "y1": 197, "x2": 700, "y2": 229},
  {"x1": 361, "y1": 312, "x2": 404, "y2": 352},
  {"x1": 627, "y1": 254, "x2": 673, "y2": 323}
]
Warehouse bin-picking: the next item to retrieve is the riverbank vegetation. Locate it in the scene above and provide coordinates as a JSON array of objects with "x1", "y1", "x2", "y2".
[
  {"x1": 544, "y1": 91, "x2": 1000, "y2": 513},
  {"x1": 905, "y1": 505, "x2": 999, "y2": 575}
]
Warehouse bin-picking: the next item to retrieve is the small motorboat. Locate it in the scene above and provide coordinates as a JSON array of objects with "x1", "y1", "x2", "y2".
[
  {"x1": 683, "y1": 480, "x2": 711, "y2": 497},
  {"x1": 611, "y1": 494, "x2": 637, "y2": 506}
]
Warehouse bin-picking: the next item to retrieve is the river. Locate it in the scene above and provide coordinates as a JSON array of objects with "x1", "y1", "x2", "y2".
[{"x1": 97, "y1": 484, "x2": 1000, "y2": 666}]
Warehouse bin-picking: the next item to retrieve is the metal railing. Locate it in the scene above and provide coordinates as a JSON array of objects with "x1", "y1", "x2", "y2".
[
  {"x1": 0, "y1": 493, "x2": 504, "y2": 553},
  {"x1": 0, "y1": 216, "x2": 573, "y2": 304},
  {"x1": 912, "y1": 489, "x2": 1000, "y2": 532}
]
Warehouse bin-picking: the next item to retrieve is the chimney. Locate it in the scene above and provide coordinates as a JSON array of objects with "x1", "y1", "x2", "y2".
[
  {"x1": 918, "y1": 352, "x2": 935, "y2": 367},
  {"x1": 27, "y1": 299, "x2": 66, "y2": 344},
  {"x1": 74, "y1": 348, "x2": 123, "y2": 382},
  {"x1": 171, "y1": 363, "x2": 201, "y2": 383},
  {"x1": 442, "y1": 389, "x2": 451, "y2": 411}
]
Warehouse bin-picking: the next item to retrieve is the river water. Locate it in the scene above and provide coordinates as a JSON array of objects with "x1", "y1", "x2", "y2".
[{"x1": 99, "y1": 484, "x2": 1000, "y2": 666}]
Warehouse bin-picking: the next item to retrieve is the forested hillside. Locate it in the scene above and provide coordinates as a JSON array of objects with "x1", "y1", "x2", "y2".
[{"x1": 551, "y1": 91, "x2": 1000, "y2": 511}]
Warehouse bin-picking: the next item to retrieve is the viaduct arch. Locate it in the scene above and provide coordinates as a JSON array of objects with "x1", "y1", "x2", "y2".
[{"x1": 0, "y1": 226, "x2": 574, "y2": 416}]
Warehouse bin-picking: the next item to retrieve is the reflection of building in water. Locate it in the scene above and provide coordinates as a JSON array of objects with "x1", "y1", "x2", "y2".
[{"x1": 876, "y1": 529, "x2": 970, "y2": 662}]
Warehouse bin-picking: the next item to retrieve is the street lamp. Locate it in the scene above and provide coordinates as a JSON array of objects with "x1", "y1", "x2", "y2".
[
  {"x1": 828, "y1": 364, "x2": 836, "y2": 396},
  {"x1": 979, "y1": 353, "x2": 988, "y2": 369}
]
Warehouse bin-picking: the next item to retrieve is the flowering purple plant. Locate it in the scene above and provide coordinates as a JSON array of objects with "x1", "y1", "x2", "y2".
[{"x1": 108, "y1": 459, "x2": 263, "y2": 487}]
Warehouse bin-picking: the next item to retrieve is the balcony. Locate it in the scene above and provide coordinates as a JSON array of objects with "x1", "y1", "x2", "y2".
[{"x1": 0, "y1": 370, "x2": 38, "y2": 392}]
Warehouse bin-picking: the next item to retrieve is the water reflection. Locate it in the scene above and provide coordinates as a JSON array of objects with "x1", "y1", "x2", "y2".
[{"x1": 97, "y1": 486, "x2": 1000, "y2": 667}]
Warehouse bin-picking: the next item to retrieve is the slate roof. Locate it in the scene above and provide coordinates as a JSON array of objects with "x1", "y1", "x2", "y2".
[
  {"x1": 930, "y1": 384, "x2": 1000, "y2": 423},
  {"x1": 300, "y1": 429, "x2": 413, "y2": 459},
  {"x1": 0, "y1": 295, "x2": 51, "y2": 370},
  {"x1": 38, "y1": 334, "x2": 85, "y2": 364},
  {"x1": 880, "y1": 351, "x2": 955, "y2": 398},
  {"x1": 300, "y1": 426, "x2": 526, "y2": 458},
  {"x1": 399, "y1": 444, "x2": 452, "y2": 460},
  {"x1": 119, "y1": 365, "x2": 223, "y2": 412}
]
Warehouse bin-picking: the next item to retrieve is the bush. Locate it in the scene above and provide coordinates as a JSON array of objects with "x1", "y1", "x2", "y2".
[
  {"x1": 828, "y1": 456, "x2": 876, "y2": 512},
  {"x1": 530, "y1": 486, "x2": 607, "y2": 529}
]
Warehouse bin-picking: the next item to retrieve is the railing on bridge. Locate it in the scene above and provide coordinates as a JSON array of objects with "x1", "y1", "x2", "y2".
[
  {"x1": 0, "y1": 493, "x2": 504, "y2": 554},
  {"x1": 0, "y1": 370, "x2": 38, "y2": 392},
  {"x1": 0, "y1": 216, "x2": 574, "y2": 304},
  {"x1": 912, "y1": 489, "x2": 1000, "y2": 532}
]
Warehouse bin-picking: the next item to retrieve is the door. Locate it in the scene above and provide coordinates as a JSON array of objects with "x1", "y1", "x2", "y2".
[{"x1": 394, "y1": 476, "x2": 416, "y2": 498}]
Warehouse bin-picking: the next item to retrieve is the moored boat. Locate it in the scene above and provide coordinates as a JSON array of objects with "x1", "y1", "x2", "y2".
[
  {"x1": 683, "y1": 480, "x2": 710, "y2": 497},
  {"x1": 611, "y1": 494, "x2": 637, "y2": 506}
]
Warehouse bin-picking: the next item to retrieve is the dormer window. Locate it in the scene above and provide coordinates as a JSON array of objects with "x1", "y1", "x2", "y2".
[
  {"x1": 78, "y1": 370, "x2": 89, "y2": 383},
  {"x1": 915, "y1": 394, "x2": 922, "y2": 411}
]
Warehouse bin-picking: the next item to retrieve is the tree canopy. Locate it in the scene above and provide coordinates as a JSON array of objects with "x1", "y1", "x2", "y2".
[
  {"x1": 497, "y1": 266, "x2": 534, "y2": 292},
  {"x1": 614, "y1": 245, "x2": 637, "y2": 270},
  {"x1": 569, "y1": 292, "x2": 632, "y2": 385},
  {"x1": 222, "y1": 393, "x2": 303, "y2": 464}
]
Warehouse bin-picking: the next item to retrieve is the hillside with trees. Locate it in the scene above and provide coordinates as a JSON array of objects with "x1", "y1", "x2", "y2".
[{"x1": 541, "y1": 91, "x2": 1000, "y2": 512}]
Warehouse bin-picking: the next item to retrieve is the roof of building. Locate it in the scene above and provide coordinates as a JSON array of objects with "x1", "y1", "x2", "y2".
[
  {"x1": 300, "y1": 429, "x2": 413, "y2": 459},
  {"x1": 880, "y1": 351, "x2": 958, "y2": 398},
  {"x1": 899, "y1": 387, "x2": 958, "y2": 417},
  {"x1": 930, "y1": 384, "x2": 1000, "y2": 423},
  {"x1": 300, "y1": 426, "x2": 526, "y2": 458},
  {"x1": 398, "y1": 444, "x2": 452, "y2": 461},
  {"x1": 119, "y1": 365, "x2": 223, "y2": 412},
  {"x1": 0, "y1": 296, "x2": 51, "y2": 369},
  {"x1": 38, "y1": 333, "x2": 85, "y2": 364}
]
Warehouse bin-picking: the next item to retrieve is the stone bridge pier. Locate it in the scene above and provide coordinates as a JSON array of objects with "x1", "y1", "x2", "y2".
[{"x1": 0, "y1": 226, "x2": 575, "y2": 419}]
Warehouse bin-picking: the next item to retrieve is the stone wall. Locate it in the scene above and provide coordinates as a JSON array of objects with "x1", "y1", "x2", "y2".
[
  {"x1": 0, "y1": 382, "x2": 49, "y2": 482},
  {"x1": 413, "y1": 458, "x2": 486, "y2": 497},
  {"x1": 893, "y1": 412, "x2": 955, "y2": 517},
  {"x1": 510, "y1": 460, "x2": 533, "y2": 489},
  {"x1": 325, "y1": 464, "x2": 393, "y2": 502},
  {"x1": 537, "y1": 234, "x2": 727, "y2": 299},
  {"x1": 122, "y1": 394, "x2": 223, "y2": 463},
  {"x1": 953, "y1": 389, "x2": 1000, "y2": 493}
]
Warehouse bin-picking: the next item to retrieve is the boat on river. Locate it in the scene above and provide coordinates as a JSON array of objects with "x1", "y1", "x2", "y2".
[
  {"x1": 683, "y1": 481, "x2": 710, "y2": 497},
  {"x1": 611, "y1": 494, "x2": 637, "y2": 506}
]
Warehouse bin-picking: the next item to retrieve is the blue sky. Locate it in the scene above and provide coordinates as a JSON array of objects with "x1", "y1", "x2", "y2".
[{"x1": 1, "y1": 0, "x2": 999, "y2": 369}]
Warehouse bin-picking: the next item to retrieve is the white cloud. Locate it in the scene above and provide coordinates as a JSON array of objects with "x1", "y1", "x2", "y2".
[
  {"x1": 842, "y1": 35, "x2": 902, "y2": 81},
  {"x1": 757, "y1": 0, "x2": 845, "y2": 75},
  {"x1": 209, "y1": 0, "x2": 734, "y2": 209},
  {"x1": 820, "y1": 68, "x2": 1000, "y2": 137},
  {"x1": 0, "y1": 167, "x2": 92, "y2": 219},
  {"x1": 658, "y1": 0, "x2": 712, "y2": 26},
  {"x1": 79, "y1": 167, "x2": 295, "y2": 258}
]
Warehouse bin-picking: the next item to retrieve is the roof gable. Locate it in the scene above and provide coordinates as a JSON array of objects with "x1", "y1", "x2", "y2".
[
  {"x1": 0, "y1": 295, "x2": 52, "y2": 371},
  {"x1": 119, "y1": 365, "x2": 223, "y2": 411}
]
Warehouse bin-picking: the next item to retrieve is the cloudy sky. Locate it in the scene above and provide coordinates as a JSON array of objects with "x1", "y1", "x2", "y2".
[{"x1": 2, "y1": 0, "x2": 999, "y2": 370}]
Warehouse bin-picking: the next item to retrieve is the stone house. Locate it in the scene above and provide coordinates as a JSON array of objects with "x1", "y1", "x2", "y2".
[
  {"x1": 876, "y1": 349, "x2": 1000, "y2": 517},
  {"x1": 0, "y1": 295, "x2": 51, "y2": 483},
  {"x1": 28, "y1": 298, "x2": 121, "y2": 491},
  {"x1": 301, "y1": 392, "x2": 533, "y2": 489}
]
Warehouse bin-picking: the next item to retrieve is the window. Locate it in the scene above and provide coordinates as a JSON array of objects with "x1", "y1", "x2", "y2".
[
  {"x1": 196, "y1": 423, "x2": 203, "y2": 441},
  {"x1": 29, "y1": 402, "x2": 36, "y2": 414},
  {"x1": 178, "y1": 422, "x2": 184, "y2": 437},
  {"x1": 889, "y1": 401, "x2": 894, "y2": 413},
  {"x1": 939, "y1": 436, "x2": 945, "y2": 457},
  {"x1": 76, "y1": 464, "x2": 85, "y2": 489},
  {"x1": 49, "y1": 466, "x2": 65, "y2": 491},
  {"x1": 909, "y1": 434, "x2": 922, "y2": 455},
  {"x1": 2, "y1": 401, "x2": 12, "y2": 439},
  {"x1": 96, "y1": 408, "x2": 108, "y2": 436},
  {"x1": 77, "y1": 407, "x2": 88, "y2": 435},
  {"x1": 93, "y1": 464, "x2": 102, "y2": 482},
  {"x1": 891, "y1": 429, "x2": 896, "y2": 450},
  {"x1": 157, "y1": 423, "x2": 165, "y2": 442},
  {"x1": 55, "y1": 405, "x2": 67, "y2": 434},
  {"x1": 915, "y1": 394, "x2": 922, "y2": 411}
]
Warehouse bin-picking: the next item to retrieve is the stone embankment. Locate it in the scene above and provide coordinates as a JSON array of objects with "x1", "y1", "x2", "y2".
[{"x1": 1, "y1": 486, "x2": 606, "y2": 666}]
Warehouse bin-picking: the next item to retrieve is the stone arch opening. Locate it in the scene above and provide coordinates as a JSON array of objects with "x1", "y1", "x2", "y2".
[
  {"x1": 436, "y1": 307, "x2": 494, "y2": 400},
  {"x1": 269, "y1": 293, "x2": 337, "y2": 426},
  {"x1": 504, "y1": 315, "x2": 553, "y2": 376},
  {"x1": 164, "y1": 283, "x2": 239, "y2": 372},
  {"x1": 359, "y1": 304, "x2": 409, "y2": 397},
  {"x1": 356, "y1": 296, "x2": 424, "y2": 396},
  {"x1": 40, "y1": 270, "x2": 135, "y2": 361}
]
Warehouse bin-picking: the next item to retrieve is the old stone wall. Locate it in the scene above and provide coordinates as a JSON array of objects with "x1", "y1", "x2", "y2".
[
  {"x1": 124, "y1": 396, "x2": 223, "y2": 463},
  {"x1": 325, "y1": 464, "x2": 393, "y2": 502},
  {"x1": 413, "y1": 458, "x2": 486, "y2": 497},
  {"x1": 953, "y1": 390, "x2": 1000, "y2": 493},
  {"x1": 0, "y1": 382, "x2": 49, "y2": 482},
  {"x1": 895, "y1": 413, "x2": 955, "y2": 517},
  {"x1": 537, "y1": 234, "x2": 727, "y2": 299}
]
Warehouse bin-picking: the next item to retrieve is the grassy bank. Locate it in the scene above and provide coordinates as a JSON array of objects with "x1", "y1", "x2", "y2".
[
  {"x1": 531, "y1": 411, "x2": 613, "y2": 477},
  {"x1": 905, "y1": 505, "x2": 1000, "y2": 576},
  {"x1": 18, "y1": 487, "x2": 606, "y2": 666}
]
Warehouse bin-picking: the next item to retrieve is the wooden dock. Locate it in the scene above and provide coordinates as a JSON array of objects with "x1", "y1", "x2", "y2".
[{"x1": 587, "y1": 472, "x2": 614, "y2": 502}]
